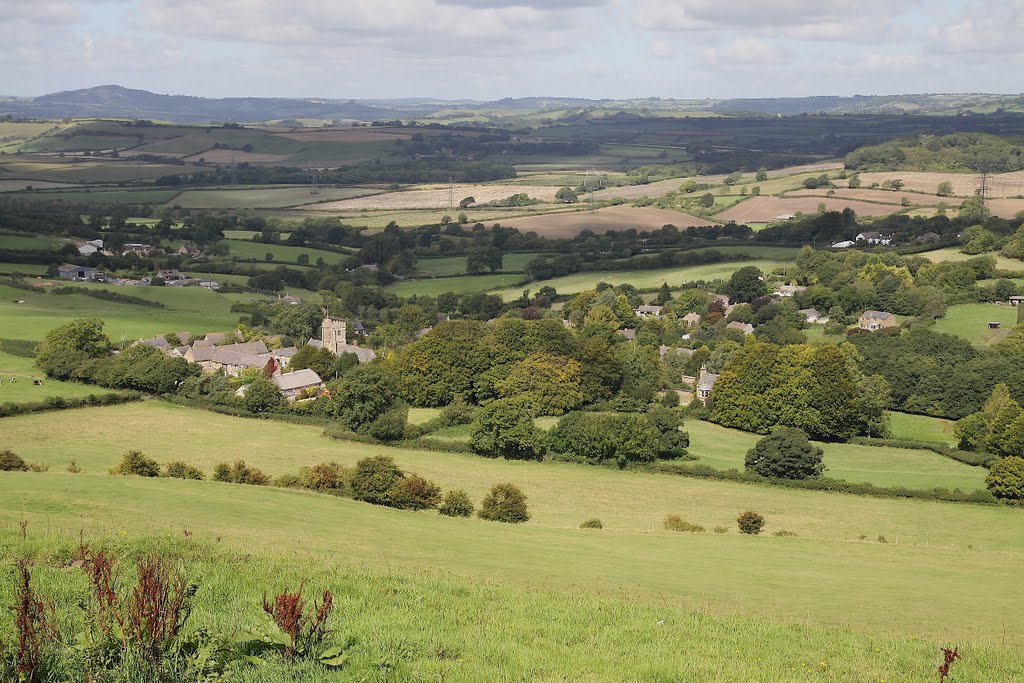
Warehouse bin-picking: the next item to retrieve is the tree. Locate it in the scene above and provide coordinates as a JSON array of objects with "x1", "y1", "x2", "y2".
[
  {"x1": 36, "y1": 318, "x2": 112, "y2": 379},
  {"x1": 937, "y1": 181, "x2": 954, "y2": 197},
  {"x1": 470, "y1": 398, "x2": 547, "y2": 460},
  {"x1": 985, "y1": 456, "x2": 1024, "y2": 499},
  {"x1": 288, "y1": 345, "x2": 337, "y2": 379},
  {"x1": 392, "y1": 474, "x2": 442, "y2": 510},
  {"x1": 745, "y1": 428, "x2": 825, "y2": 480},
  {"x1": 724, "y1": 266, "x2": 768, "y2": 303},
  {"x1": 459, "y1": 196, "x2": 475, "y2": 209},
  {"x1": 620, "y1": 344, "x2": 663, "y2": 404},
  {"x1": 327, "y1": 363, "x2": 400, "y2": 431},
  {"x1": 847, "y1": 174, "x2": 861, "y2": 189},
  {"x1": 494, "y1": 352, "x2": 583, "y2": 415},
  {"x1": 961, "y1": 225, "x2": 996, "y2": 254},
  {"x1": 755, "y1": 168, "x2": 769, "y2": 182},
  {"x1": 466, "y1": 246, "x2": 503, "y2": 275},
  {"x1": 555, "y1": 186, "x2": 579, "y2": 203},
  {"x1": 737, "y1": 511, "x2": 765, "y2": 535},
  {"x1": 104, "y1": 344, "x2": 196, "y2": 394},
  {"x1": 351, "y1": 456, "x2": 405, "y2": 506},
  {"x1": 244, "y1": 377, "x2": 285, "y2": 413},
  {"x1": 698, "y1": 192, "x2": 715, "y2": 208},
  {"x1": 478, "y1": 483, "x2": 529, "y2": 523},
  {"x1": 0, "y1": 450, "x2": 28, "y2": 471},
  {"x1": 438, "y1": 489, "x2": 475, "y2": 517},
  {"x1": 271, "y1": 302, "x2": 322, "y2": 343},
  {"x1": 111, "y1": 450, "x2": 160, "y2": 477}
]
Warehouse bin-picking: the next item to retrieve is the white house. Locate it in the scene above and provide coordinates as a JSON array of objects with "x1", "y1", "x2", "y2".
[
  {"x1": 634, "y1": 305, "x2": 664, "y2": 319},
  {"x1": 799, "y1": 308, "x2": 822, "y2": 324},
  {"x1": 856, "y1": 231, "x2": 893, "y2": 245}
]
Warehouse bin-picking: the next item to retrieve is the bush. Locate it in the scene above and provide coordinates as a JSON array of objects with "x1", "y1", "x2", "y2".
[
  {"x1": 67, "y1": 459, "x2": 81, "y2": 473},
  {"x1": 439, "y1": 396, "x2": 477, "y2": 427},
  {"x1": 111, "y1": 450, "x2": 160, "y2": 477},
  {"x1": 985, "y1": 456, "x2": 1024, "y2": 499},
  {"x1": 212, "y1": 459, "x2": 270, "y2": 485},
  {"x1": 737, "y1": 511, "x2": 765, "y2": 535},
  {"x1": 163, "y1": 461, "x2": 205, "y2": 480},
  {"x1": 366, "y1": 406, "x2": 409, "y2": 442},
  {"x1": 393, "y1": 475, "x2": 442, "y2": 510},
  {"x1": 663, "y1": 515, "x2": 704, "y2": 533},
  {"x1": 773, "y1": 530, "x2": 798, "y2": 537},
  {"x1": 713, "y1": 526, "x2": 728, "y2": 534},
  {"x1": 438, "y1": 489, "x2": 475, "y2": 517},
  {"x1": 300, "y1": 462, "x2": 351, "y2": 492},
  {"x1": 745, "y1": 428, "x2": 825, "y2": 480},
  {"x1": 275, "y1": 473, "x2": 303, "y2": 488},
  {"x1": 470, "y1": 399, "x2": 547, "y2": 460},
  {"x1": 579, "y1": 518, "x2": 603, "y2": 529},
  {"x1": 0, "y1": 449, "x2": 28, "y2": 471},
  {"x1": 478, "y1": 483, "x2": 529, "y2": 523},
  {"x1": 351, "y1": 456, "x2": 405, "y2": 506}
]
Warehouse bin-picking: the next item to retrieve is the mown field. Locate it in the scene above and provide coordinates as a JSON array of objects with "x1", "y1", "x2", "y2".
[
  {"x1": 219, "y1": 238, "x2": 349, "y2": 264},
  {"x1": 919, "y1": 247, "x2": 1024, "y2": 273},
  {"x1": 387, "y1": 273, "x2": 528, "y2": 297},
  {"x1": 172, "y1": 186, "x2": 383, "y2": 209},
  {"x1": 0, "y1": 282, "x2": 264, "y2": 341},
  {"x1": 0, "y1": 349, "x2": 112, "y2": 402},
  {"x1": 416, "y1": 252, "x2": 550, "y2": 276},
  {"x1": 931, "y1": 303, "x2": 1019, "y2": 346},
  {"x1": 887, "y1": 411, "x2": 958, "y2": 446},
  {"x1": 0, "y1": 234, "x2": 66, "y2": 251},
  {"x1": 0, "y1": 401, "x2": 1022, "y2": 681}
]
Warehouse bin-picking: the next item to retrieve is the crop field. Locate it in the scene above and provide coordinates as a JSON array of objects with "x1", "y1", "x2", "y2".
[
  {"x1": 931, "y1": 303, "x2": 1020, "y2": 345},
  {"x1": 311, "y1": 184, "x2": 563, "y2": 211},
  {"x1": 416, "y1": 252, "x2": 551, "y2": 276},
  {"x1": 491, "y1": 259, "x2": 789, "y2": 300},
  {"x1": 275, "y1": 126, "x2": 415, "y2": 142},
  {"x1": 180, "y1": 149, "x2": 291, "y2": 164},
  {"x1": 918, "y1": 247, "x2": 1024, "y2": 272},
  {"x1": 1, "y1": 403, "x2": 1023, "y2": 677},
  {"x1": 220, "y1": 238, "x2": 349, "y2": 264},
  {"x1": 887, "y1": 411, "x2": 958, "y2": 446},
  {"x1": 786, "y1": 187, "x2": 923, "y2": 204},
  {"x1": 984, "y1": 198, "x2": 1024, "y2": 219},
  {"x1": 172, "y1": 185, "x2": 382, "y2": 209},
  {"x1": 715, "y1": 196, "x2": 906, "y2": 223},
  {"x1": 493, "y1": 205, "x2": 718, "y2": 237},
  {"x1": 684, "y1": 420, "x2": 982, "y2": 491},
  {"x1": 855, "y1": 170, "x2": 1024, "y2": 198},
  {"x1": 0, "y1": 262, "x2": 49, "y2": 275},
  {"x1": 0, "y1": 179, "x2": 81, "y2": 192},
  {"x1": 8, "y1": 188, "x2": 182, "y2": 205},
  {"x1": 0, "y1": 282, "x2": 267, "y2": 341}
]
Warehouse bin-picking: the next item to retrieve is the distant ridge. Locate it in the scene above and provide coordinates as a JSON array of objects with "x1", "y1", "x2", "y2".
[{"x1": 2, "y1": 85, "x2": 1023, "y2": 124}]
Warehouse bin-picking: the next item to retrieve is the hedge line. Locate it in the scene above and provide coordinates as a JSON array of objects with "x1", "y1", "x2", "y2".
[
  {"x1": 643, "y1": 461, "x2": 1000, "y2": 506},
  {"x1": 847, "y1": 436, "x2": 998, "y2": 468},
  {"x1": 160, "y1": 395, "x2": 332, "y2": 426},
  {"x1": 0, "y1": 391, "x2": 142, "y2": 418},
  {"x1": 50, "y1": 286, "x2": 166, "y2": 308}
]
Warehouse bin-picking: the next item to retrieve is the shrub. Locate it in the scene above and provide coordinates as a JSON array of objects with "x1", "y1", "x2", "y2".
[
  {"x1": 351, "y1": 456, "x2": 405, "y2": 506},
  {"x1": 663, "y1": 515, "x2": 704, "y2": 533},
  {"x1": 300, "y1": 462, "x2": 350, "y2": 492},
  {"x1": 877, "y1": 535, "x2": 888, "y2": 544},
  {"x1": 275, "y1": 473, "x2": 303, "y2": 488},
  {"x1": 985, "y1": 456, "x2": 1024, "y2": 500},
  {"x1": 366, "y1": 406, "x2": 409, "y2": 442},
  {"x1": 470, "y1": 398, "x2": 547, "y2": 460},
  {"x1": 439, "y1": 397, "x2": 476, "y2": 427},
  {"x1": 478, "y1": 483, "x2": 529, "y2": 523},
  {"x1": 27, "y1": 462, "x2": 49, "y2": 473},
  {"x1": 392, "y1": 474, "x2": 442, "y2": 510},
  {"x1": 111, "y1": 450, "x2": 160, "y2": 477},
  {"x1": 773, "y1": 530, "x2": 798, "y2": 537},
  {"x1": 438, "y1": 489, "x2": 474, "y2": 517},
  {"x1": 579, "y1": 518, "x2": 603, "y2": 529},
  {"x1": 713, "y1": 526, "x2": 728, "y2": 534},
  {"x1": 163, "y1": 461, "x2": 205, "y2": 480},
  {"x1": 0, "y1": 449, "x2": 29, "y2": 471},
  {"x1": 66, "y1": 459, "x2": 82, "y2": 474},
  {"x1": 212, "y1": 459, "x2": 270, "y2": 486},
  {"x1": 737, "y1": 511, "x2": 765, "y2": 535},
  {"x1": 745, "y1": 428, "x2": 825, "y2": 480}
]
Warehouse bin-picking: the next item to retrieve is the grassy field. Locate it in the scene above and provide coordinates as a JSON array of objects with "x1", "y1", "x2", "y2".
[
  {"x1": 932, "y1": 303, "x2": 1020, "y2": 346},
  {"x1": 172, "y1": 186, "x2": 382, "y2": 209},
  {"x1": 388, "y1": 273, "x2": 527, "y2": 297},
  {"x1": 0, "y1": 402, "x2": 1021, "y2": 676},
  {"x1": 0, "y1": 282, "x2": 267, "y2": 341},
  {"x1": 0, "y1": 262, "x2": 49, "y2": 275},
  {"x1": 416, "y1": 252, "x2": 550, "y2": 276},
  {"x1": 919, "y1": 247, "x2": 1024, "y2": 273},
  {"x1": 0, "y1": 349, "x2": 112, "y2": 402},
  {"x1": 220, "y1": 238, "x2": 349, "y2": 265},
  {"x1": 684, "y1": 420, "x2": 984, "y2": 491},
  {"x1": 491, "y1": 260, "x2": 789, "y2": 300},
  {"x1": 887, "y1": 411, "x2": 958, "y2": 446},
  {"x1": 6, "y1": 188, "x2": 182, "y2": 205},
  {"x1": 0, "y1": 234, "x2": 66, "y2": 251}
]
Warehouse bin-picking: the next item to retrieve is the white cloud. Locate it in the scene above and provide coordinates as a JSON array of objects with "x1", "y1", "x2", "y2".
[
  {"x1": 649, "y1": 39, "x2": 674, "y2": 58},
  {"x1": 701, "y1": 38, "x2": 790, "y2": 68},
  {"x1": 926, "y1": 1, "x2": 1024, "y2": 57}
]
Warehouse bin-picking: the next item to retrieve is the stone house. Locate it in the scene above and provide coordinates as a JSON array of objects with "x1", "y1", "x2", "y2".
[
  {"x1": 696, "y1": 365, "x2": 718, "y2": 406},
  {"x1": 726, "y1": 321, "x2": 755, "y2": 335},
  {"x1": 858, "y1": 310, "x2": 898, "y2": 331},
  {"x1": 799, "y1": 308, "x2": 822, "y2": 324},
  {"x1": 272, "y1": 368, "x2": 324, "y2": 401},
  {"x1": 682, "y1": 312, "x2": 702, "y2": 328}
]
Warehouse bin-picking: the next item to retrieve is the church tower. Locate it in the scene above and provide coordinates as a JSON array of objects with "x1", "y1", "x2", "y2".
[{"x1": 322, "y1": 317, "x2": 347, "y2": 355}]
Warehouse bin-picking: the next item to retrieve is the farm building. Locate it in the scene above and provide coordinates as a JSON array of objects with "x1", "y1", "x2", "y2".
[
  {"x1": 831, "y1": 240, "x2": 855, "y2": 249},
  {"x1": 272, "y1": 369, "x2": 324, "y2": 401},
  {"x1": 775, "y1": 284, "x2": 805, "y2": 297},
  {"x1": 856, "y1": 232, "x2": 893, "y2": 245},
  {"x1": 121, "y1": 243, "x2": 154, "y2": 256},
  {"x1": 271, "y1": 347, "x2": 299, "y2": 368},
  {"x1": 635, "y1": 305, "x2": 664, "y2": 318},
  {"x1": 57, "y1": 264, "x2": 103, "y2": 281},
  {"x1": 858, "y1": 310, "x2": 899, "y2": 331},
  {"x1": 1009, "y1": 296, "x2": 1024, "y2": 307},
  {"x1": 78, "y1": 239, "x2": 103, "y2": 255}
]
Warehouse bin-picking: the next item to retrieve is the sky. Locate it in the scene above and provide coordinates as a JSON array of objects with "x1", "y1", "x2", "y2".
[{"x1": 1, "y1": 0, "x2": 1021, "y2": 101}]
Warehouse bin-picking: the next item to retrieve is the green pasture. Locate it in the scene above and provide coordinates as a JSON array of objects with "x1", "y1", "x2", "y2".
[
  {"x1": 0, "y1": 282, "x2": 266, "y2": 340},
  {"x1": 416, "y1": 252, "x2": 551, "y2": 276},
  {"x1": 0, "y1": 233, "x2": 66, "y2": 250},
  {"x1": 0, "y1": 481, "x2": 1019, "y2": 681},
  {"x1": 172, "y1": 186, "x2": 381, "y2": 209},
  {"x1": 0, "y1": 262, "x2": 49, "y2": 275},
  {"x1": 388, "y1": 273, "x2": 526, "y2": 297},
  {"x1": 0, "y1": 404, "x2": 1021, "y2": 666},
  {"x1": 0, "y1": 349, "x2": 110, "y2": 403},
  {"x1": 886, "y1": 411, "x2": 958, "y2": 446},
  {"x1": 7, "y1": 188, "x2": 181, "y2": 205},
  {"x1": 684, "y1": 420, "x2": 984, "y2": 491},
  {"x1": 219, "y1": 238, "x2": 348, "y2": 264},
  {"x1": 931, "y1": 303, "x2": 1019, "y2": 346},
  {"x1": 491, "y1": 259, "x2": 789, "y2": 300},
  {"x1": 919, "y1": 247, "x2": 1024, "y2": 273}
]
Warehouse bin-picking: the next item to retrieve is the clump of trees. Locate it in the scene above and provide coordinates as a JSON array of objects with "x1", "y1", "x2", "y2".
[
  {"x1": 745, "y1": 428, "x2": 825, "y2": 480},
  {"x1": 955, "y1": 384, "x2": 1024, "y2": 457},
  {"x1": 547, "y1": 408, "x2": 688, "y2": 466},
  {"x1": 350, "y1": 455, "x2": 441, "y2": 511},
  {"x1": 985, "y1": 456, "x2": 1024, "y2": 500}
]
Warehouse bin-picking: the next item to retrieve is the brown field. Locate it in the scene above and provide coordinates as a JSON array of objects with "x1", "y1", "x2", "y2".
[
  {"x1": 308, "y1": 184, "x2": 563, "y2": 211},
  {"x1": 494, "y1": 206, "x2": 718, "y2": 237},
  {"x1": 854, "y1": 171, "x2": 1024, "y2": 198},
  {"x1": 716, "y1": 196, "x2": 905, "y2": 223},
  {"x1": 182, "y1": 149, "x2": 291, "y2": 164},
  {"x1": 274, "y1": 127, "x2": 414, "y2": 142},
  {"x1": 987, "y1": 198, "x2": 1024, "y2": 218},
  {"x1": 786, "y1": 188, "x2": 921, "y2": 204}
]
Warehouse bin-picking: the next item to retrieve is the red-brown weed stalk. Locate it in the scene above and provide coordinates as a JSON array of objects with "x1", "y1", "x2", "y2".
[{"x1": 262, "y1": 584, "x2": 333, "y2": 658}]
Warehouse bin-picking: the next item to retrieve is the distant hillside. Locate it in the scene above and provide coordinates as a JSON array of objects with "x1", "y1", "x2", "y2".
[
  {"x1": 845, "y1": 132, "x2": 1024, "y2": 173},
  {"x1": 2, "y1": 86, "x2": 1023, "y2": 125}
]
